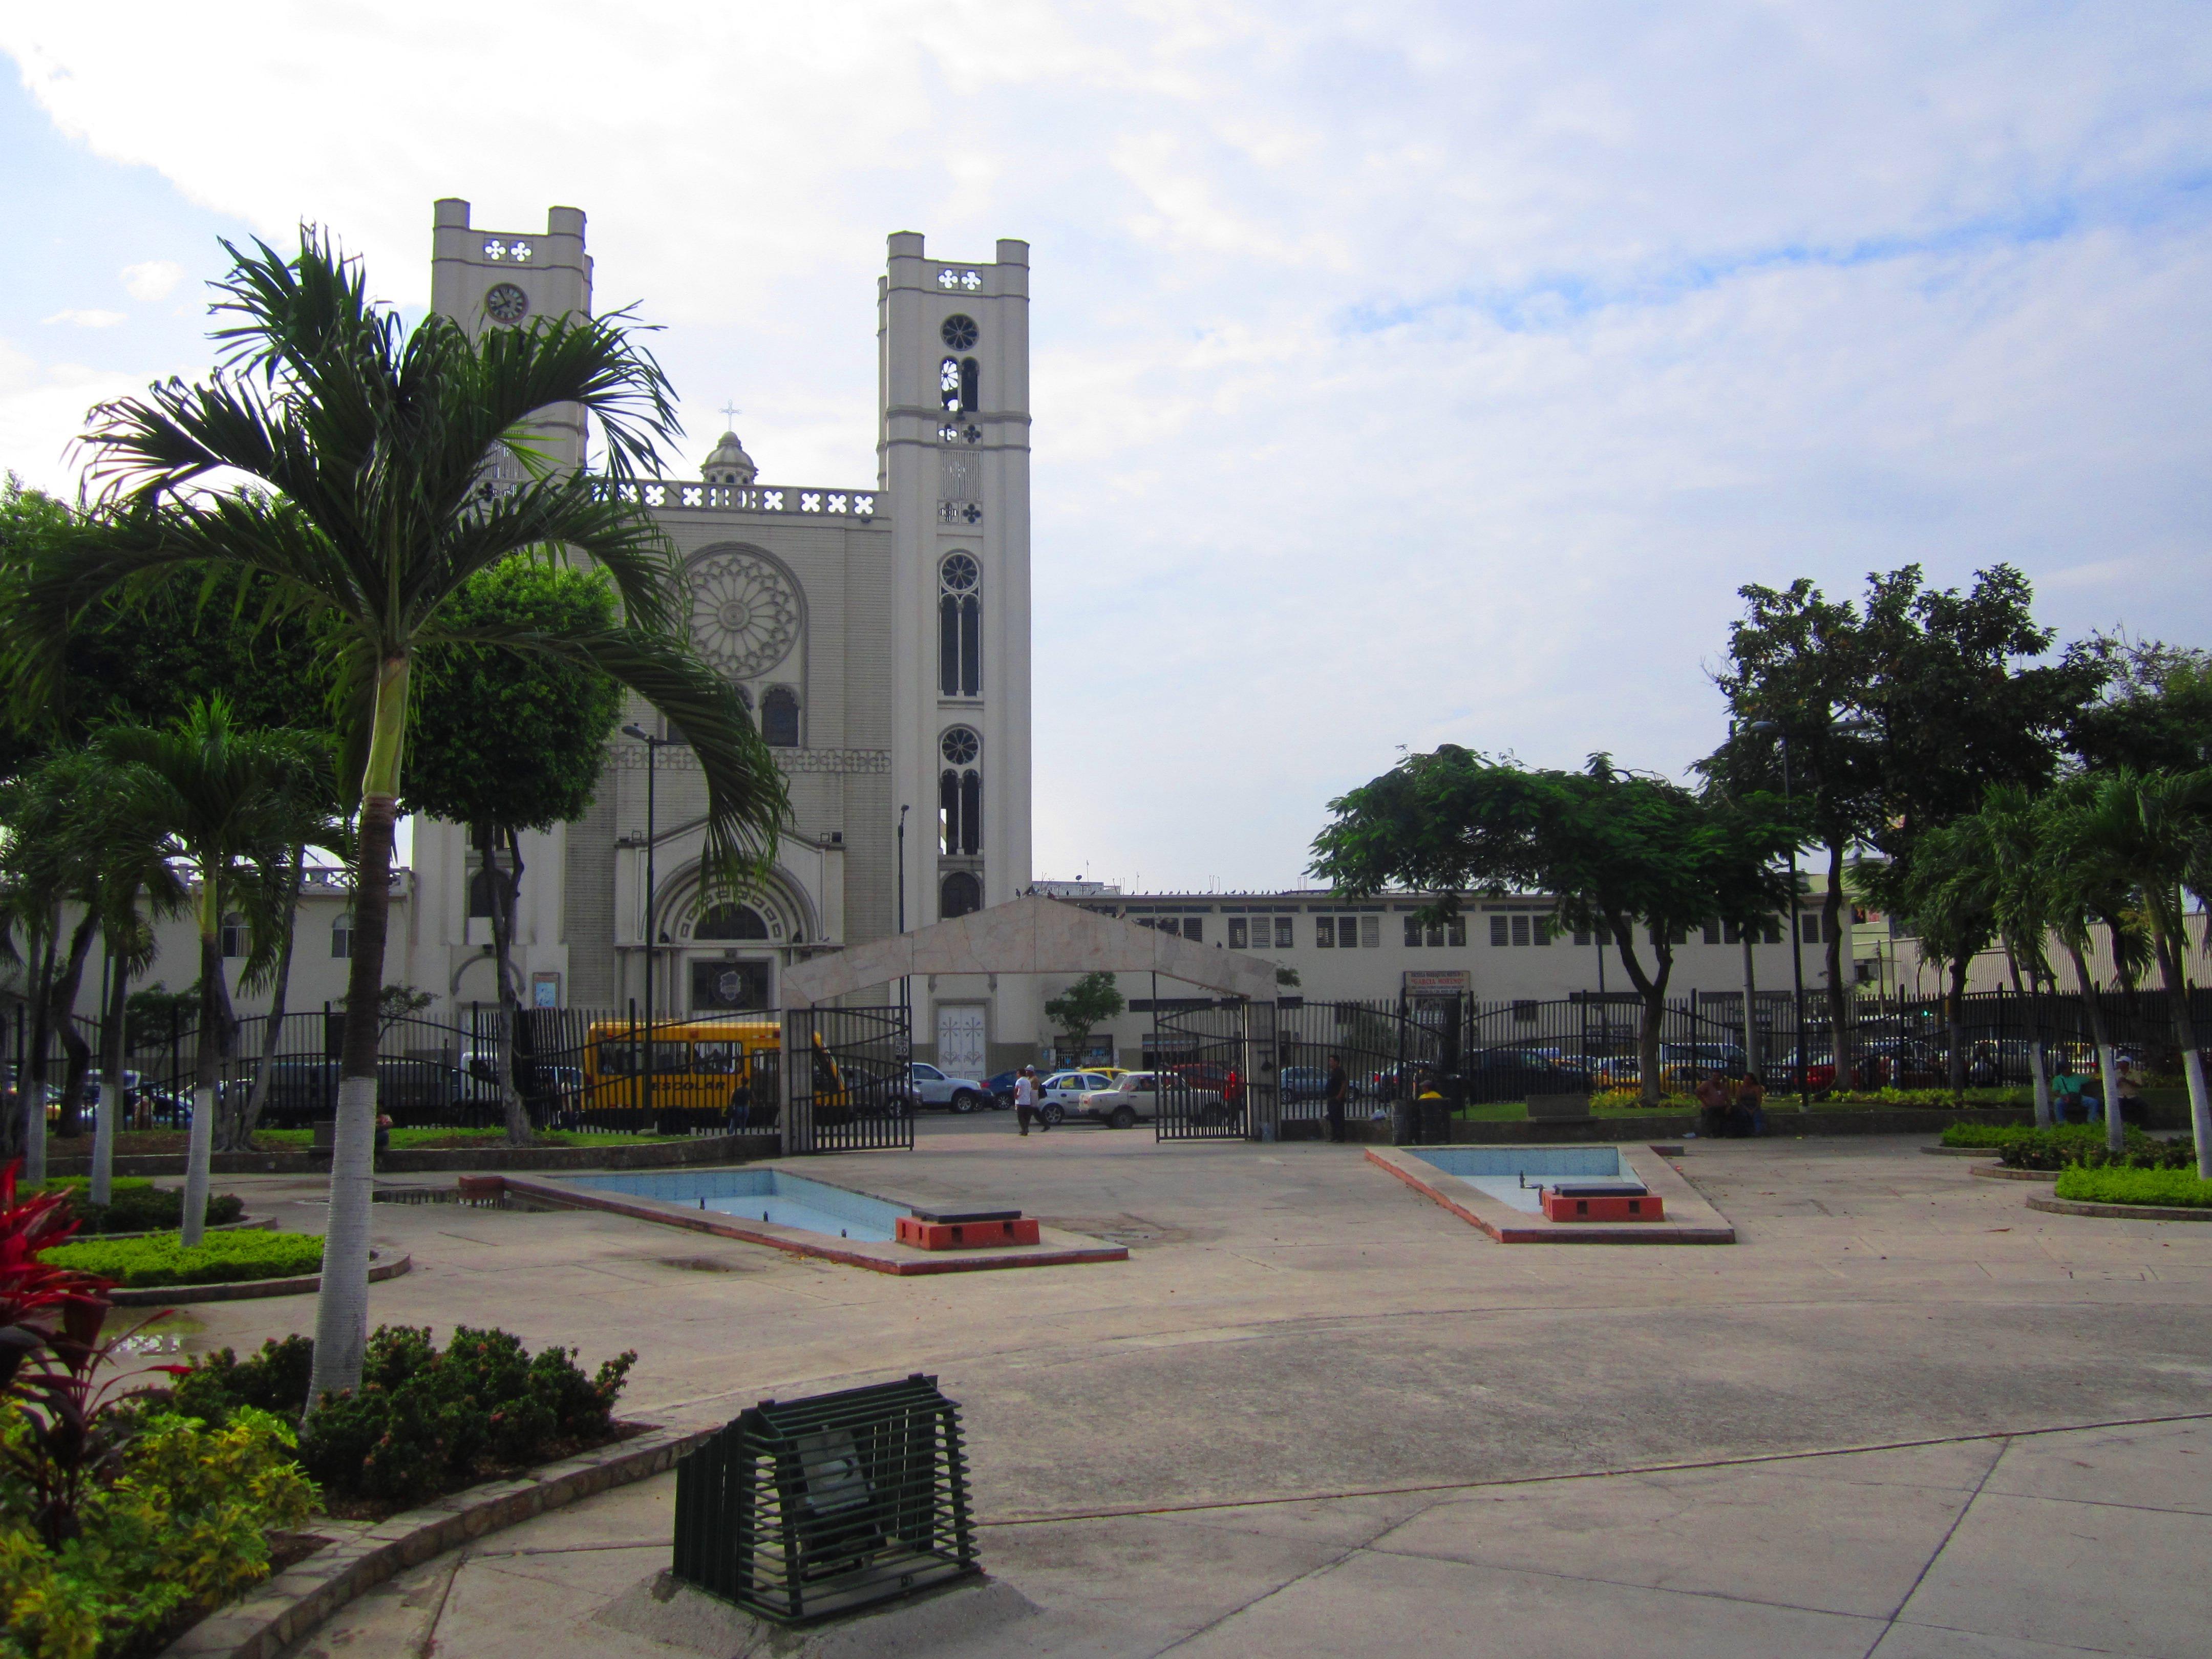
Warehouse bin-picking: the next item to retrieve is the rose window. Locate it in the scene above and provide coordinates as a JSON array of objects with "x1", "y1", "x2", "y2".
[
  {"x1": 686, "y1": 554, "x2": 800, "y2": 679},
  {"x1": 940, "y1": 726, "x2": 980, "y2": 765},
  {"x1": 941, "y1": 314, "x2": 979, "y2": 349}
]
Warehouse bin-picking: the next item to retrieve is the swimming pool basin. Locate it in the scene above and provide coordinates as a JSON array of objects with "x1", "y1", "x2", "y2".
[
  {"x1": 1405, "y1": 1146, "x2": 1627, "y2": 1213},
  {"x1": 567, "y1": 1168, "x2": 906, "y2": 1242}
]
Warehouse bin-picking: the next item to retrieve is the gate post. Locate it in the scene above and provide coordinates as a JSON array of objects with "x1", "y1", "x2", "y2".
[
  {"x1": 1244, "y1": 1001, "x2": 1280, "y2": 1142},
  {"x1": 779, "y1": 1008, "x2": 806, "y2": 1156}
]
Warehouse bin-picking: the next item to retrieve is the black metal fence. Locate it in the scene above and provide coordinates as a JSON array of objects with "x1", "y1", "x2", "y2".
[
  {"x1": 671, "y1": 1374, "x2": 977, "y2": 1623},
  {"x1": 1150, "y1": 1002, "x2": 1268, "y2": 1141},
  {"x1": 786, "y1": 1005, "x2": 913, "y2": 1154}
]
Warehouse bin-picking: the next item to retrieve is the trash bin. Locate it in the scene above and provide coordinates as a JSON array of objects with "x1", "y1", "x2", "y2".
[
  {"x1": 1418, "y1": 1097, "x2": 1450, "y2": 1144},
  {"x1": 1392, "y1": 1099, "x2": 1420, "y2": 1145}
]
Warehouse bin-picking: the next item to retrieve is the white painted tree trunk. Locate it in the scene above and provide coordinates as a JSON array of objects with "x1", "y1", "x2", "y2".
[
  {"x1": 21, "y1": 1081, "x2": 45, "y2": 1187},
  {"x1": 2095, "y1": 1044, "x2": 2125, "y2": 1158},
  {"x1": 180, "y1": 1084, "x2": 215, "y2": 1247},
  {"x1": 92, "y1": 1074, "x2": 119, "y2": 1208},
  {"x1": 307, "y1": 1072, "x2": 379, "y2": 1408},
  {"x1": 2028, "y1": 1041, "x2": 2052, "y2": 1130},
  {"x1": 2184, "y1": 1046, "x2": 2211, "y2": 1181}
]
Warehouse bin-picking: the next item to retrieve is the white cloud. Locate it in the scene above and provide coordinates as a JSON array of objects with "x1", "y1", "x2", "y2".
[
  {"x1": 4, "y1": 2, "x2": 2210, "y2": 886},
  {"x1": 40, "y1": 308, "x2": 125, "y2": 328},
  {"x1": 120, "y1": 259, "x2": 184, "y2": 301}
]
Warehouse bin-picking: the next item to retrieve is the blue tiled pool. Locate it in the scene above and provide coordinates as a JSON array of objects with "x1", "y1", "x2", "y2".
[
  {"x1": 1406, "y1": 1146, "x2": 1627, "y2": 1215},
  {"x1": 568, "y1": 1169, "x2": 907, "y2": 1242}
]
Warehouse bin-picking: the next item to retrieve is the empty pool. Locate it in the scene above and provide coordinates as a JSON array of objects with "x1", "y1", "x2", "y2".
[
  {"x1": 568, "y1": 1169, "x2": 906, "y2": 1242},
  {"x1": 1406, "y1": 1146, "x2": 1626, "y2": 1215}
]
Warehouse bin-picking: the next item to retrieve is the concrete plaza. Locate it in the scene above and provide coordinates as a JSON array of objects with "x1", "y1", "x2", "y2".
[{"x1": 171, "y1": 1123, "x2": 2212, "y2": 1656}]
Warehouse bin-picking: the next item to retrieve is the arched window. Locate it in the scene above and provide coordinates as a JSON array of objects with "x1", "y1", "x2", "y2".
[
  {"x1": 941, "y1": 871, "x2": 982, "y2": 919},
  {"x1": 959, "y1": 357, "x2": 979, "y2": 412},
  {"x1": 761, "y1": 686, "x2": 799, "y2": 747},
  {"x1": 938, "y1": 554, "x2": 981, "y2": 697},
  {"x1": 221, "y1": 912, "x2": 247, "y2": 958},
  {"x1": 467, "y1": 866, "x2": 498, "y2": 919},
  {"x1": 940, "y1": 357, "x2": 962, "y2": 413},
  {"x1": 695, "y1": 904, "x2": 771, "y2": 940},
  {"x1": 331, "y1": 912, "x2": 353, "y2": 960},
  {"x1": 939, "y1": 727, "x2": 982, "y2": 856}
]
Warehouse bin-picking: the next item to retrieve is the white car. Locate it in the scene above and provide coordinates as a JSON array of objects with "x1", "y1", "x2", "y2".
[
  {"x1": 1060, "y1": 1071, "x2": 1225, "y2": 1131},
  {"x1": 904, "y1": 1062, "x2": 990, "y2": 1113},
  {"x1": 1035, "y1": 1071, "x2": 1117, "y2": 1124}
]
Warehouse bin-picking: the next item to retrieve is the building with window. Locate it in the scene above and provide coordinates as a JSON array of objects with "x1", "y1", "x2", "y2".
[{"x1": 389, "y1": 202, "x2": 1037, "y2": 1073}]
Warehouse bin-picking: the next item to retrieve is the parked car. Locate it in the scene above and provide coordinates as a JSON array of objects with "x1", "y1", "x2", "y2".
[
  {"x1": 1279, "y1": 1065, "x2": 1332, "y2": 1103},
  {"x1": 1463, "y1": 1045, "x2": 1597, "y2": 1105},
  {"x1": 1055, "y1": 1071, "x2": 1230, "y2": 1130},
  {"x1": 1037, "y1": 1071, "x2": 1117, "y2": 1118},
  {"x1": 983, "y1": 1070, "x2": 1022, "y2": 1108},
  {"x1": 902, "y1": 1061, "x2": 990, "y2": 1113}
]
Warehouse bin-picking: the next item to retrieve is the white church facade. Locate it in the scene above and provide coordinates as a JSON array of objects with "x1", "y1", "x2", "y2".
[{"x1": 399, "y1": 200, "x2": 1039, "y2": 1076}]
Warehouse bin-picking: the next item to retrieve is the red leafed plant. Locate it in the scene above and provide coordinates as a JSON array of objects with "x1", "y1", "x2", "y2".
[{"x1": 1, "y1": 1157, "x2": 115, "y2": 1397}]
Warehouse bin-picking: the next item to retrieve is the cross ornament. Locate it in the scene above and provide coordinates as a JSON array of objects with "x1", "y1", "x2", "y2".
[{"x1": 719, "y1": 401, "x2": 741, "y2": 431}]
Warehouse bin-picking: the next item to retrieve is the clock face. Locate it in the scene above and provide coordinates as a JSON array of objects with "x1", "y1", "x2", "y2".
[{"x1": 484, "y1": 283, "x2": 530, "y2": 324}]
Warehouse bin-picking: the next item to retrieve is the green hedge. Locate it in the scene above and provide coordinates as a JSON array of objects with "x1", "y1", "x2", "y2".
[
  {"x1": 1941, "y1": 1123, "x2": 2107, "y2": 1151},
  {"x1": 2053, "y1": 1166, "x2": 2212, "y2": 1209},
  {"x1": 38, "y1": 1229, "x2": 327, "y2": 1287}
]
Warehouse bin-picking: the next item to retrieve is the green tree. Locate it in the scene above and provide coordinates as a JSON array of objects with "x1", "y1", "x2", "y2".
[
  {"x1": 13, "y1": 230, "x2": 788, "y2": 1403},
  {"x1": 2036, "y1": 778, "x2": 2155, "y2": 1158},
  {"x1": 1312, "y1": 748, "x2": 1793, "y2": 1104},
  {"x1": 1044, "y1": 971, "x2": 1126, "y2": 1066},
  {"x1": 95, "y1": 698, "x2": 333, "y2": 1243},
  {"x1": 2066, "y1": 634, "x2": 2212, "y2": 774},
  {"x1": 1854, "y1": 822, "x2": 1997, "y2": 1095},
  {"x1": 403, "y1": 558, "x2": 625, "y2": 1144}
]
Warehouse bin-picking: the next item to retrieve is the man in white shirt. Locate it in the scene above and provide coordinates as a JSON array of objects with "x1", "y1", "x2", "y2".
[{"x1": 1014, "y1": 1066, "x2": 1046, "y2": 1135}]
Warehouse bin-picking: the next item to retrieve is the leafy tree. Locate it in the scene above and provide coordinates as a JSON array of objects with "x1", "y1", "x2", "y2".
[
  {"x1": 402, "y1": 558, "x2": 625, "y2": 1144},
  {"x1": 12, "y1": 230, "x2": 789, "y2": 1403},
  {"x1": 2066, "y1": 634, "x2": 2212, "y2": 774},
  {"x1": 1854, "y1": 822, "x2": 1997, "y2": 1095},
  {"x1": 1044, "y1": 971, "x2": 1126, "y2": 1066},
  {"x1": 94, "y1": 698, "x2": 333, "y2": 1243},
  {"x1": 1312, "y1": 748, "x2": 1793, "y2": 1103}
]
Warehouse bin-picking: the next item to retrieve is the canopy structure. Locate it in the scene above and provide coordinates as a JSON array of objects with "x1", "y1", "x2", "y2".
[{"x1": 781, "y1": 893, "x2": 1279, "y2": 1008}]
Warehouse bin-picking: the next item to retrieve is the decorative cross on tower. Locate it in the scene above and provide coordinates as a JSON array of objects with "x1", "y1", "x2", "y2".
[{"x1": 719, "y1": 401, "x2": 741, "y2": 431}]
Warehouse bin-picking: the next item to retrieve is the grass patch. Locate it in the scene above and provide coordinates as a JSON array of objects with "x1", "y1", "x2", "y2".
[
  {"x1": 2053, "y1": 1166, "x2": 2212, "y2": 1209},
  {"x1": 40, "y1": 1228, "x2": 327, "y2": 1287},
  {"x1": 251, "y1": 1125, "x2": 686, "y2": 1149}
]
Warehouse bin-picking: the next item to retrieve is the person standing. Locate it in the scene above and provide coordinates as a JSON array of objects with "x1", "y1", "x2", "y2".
[
  {"x1": 1325, "y1": 1054, "x2": 1349, "y2": 1144},
  {"x1": 1014, "y1": 1066, "x2": 1045, "y2": 1135}
]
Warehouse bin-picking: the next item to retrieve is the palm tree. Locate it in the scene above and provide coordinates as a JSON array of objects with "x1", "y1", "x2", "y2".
[
  {"x1": 2066, "y1": 770, "x2": 2212, "y2": 1175},
  {"x1": 14, "y1": 230, "x2": 788, "y2": 1401},
  {"x1": 96, "y1": 699, "x2": 329, "y2": 1245},
  {"x1": 1969, "y1": 785, "x2": 2065, "y2": 1129},
  {"x1": 2037, "y1": 779, "x2": 2154, "y2": 1157}
]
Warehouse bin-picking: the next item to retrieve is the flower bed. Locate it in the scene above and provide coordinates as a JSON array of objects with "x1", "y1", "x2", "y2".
[
  {"x1": 1939, "y1": 1124, "x2": 2200, "y2": 1171},
  {"x1": 38, "y1": 1230, "x2": 326, "y2": 1289},
  {"x1": 2052, "y1": 1166, "x2": 2212, "y2": 1209}
]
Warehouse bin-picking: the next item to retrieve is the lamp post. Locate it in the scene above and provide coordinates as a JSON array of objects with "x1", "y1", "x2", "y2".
[
  {"x1": 1747, "y1": 721, "x2": 1811, "y2": 1109},
  {"x1": 897, "y1": 804, "x2": 911, "y2": 1065},
  {"x1": 623, "y1": 724, "x2": 673, "y2": 1127}
]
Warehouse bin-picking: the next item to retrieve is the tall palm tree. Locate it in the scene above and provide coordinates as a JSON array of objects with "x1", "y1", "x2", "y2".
[
  {"x1": 97, "y1": 699, "x2": 329, "y2": 1245},
  {"x1": 2037, "y1": 779, "x2": 2154, "y2": 1157},
  {"x1": 2067, "y1": 770, "x2": 2212, "y2": 1175},
  {"x1": 14, "y1": 230, "x2": 788, "y2": 1401},
  {"x1": 1971, "y1": 785, "x2": 2065, "y2": 1130}
]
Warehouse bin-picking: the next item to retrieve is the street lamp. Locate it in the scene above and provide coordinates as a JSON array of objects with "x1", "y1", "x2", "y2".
[
  {"x1": 623, "y1": 723, "x2": 675, "y2": 1128},
  {"x1": 897, "y1": 804, "x2": 911, "y2": 1065},
  {"x1": 1746, "y1": 720, "x2": 1812, "y2": 1109}
]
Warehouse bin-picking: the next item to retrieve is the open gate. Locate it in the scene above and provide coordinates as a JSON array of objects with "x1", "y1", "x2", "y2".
[
  {"x1": 1275, "y1": 998, "x2": 1450, "y2": 1134},
  {"x1": 784, "y1": 1005, "x2": 913, "y2": 1154},
  {"x1": 1152, "y1": 1001, "x2": 1277, "y2": 1141}
]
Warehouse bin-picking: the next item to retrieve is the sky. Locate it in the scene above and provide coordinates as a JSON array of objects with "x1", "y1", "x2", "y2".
[{"x1": 4, "y1": 2, "x2": 2209, "y2": 892}]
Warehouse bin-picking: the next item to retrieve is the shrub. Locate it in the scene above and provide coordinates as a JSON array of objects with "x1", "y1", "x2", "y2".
[
  {"x1": 0, "y1": 1406, "x2": 315, "y2": 1659},
  {"x1": 37, "y1": 1232, "x2": 325, "y2": 1290},
  {"x1": 2053, "y1": 1166, "x2": 2212, "y2": 1208},
  {"x1": 171, "y1": 1325, "x2": 637, "y2": 1508},
  {"x1": 62, "y1": 1188, "x2": 243, "y2": 1238}
]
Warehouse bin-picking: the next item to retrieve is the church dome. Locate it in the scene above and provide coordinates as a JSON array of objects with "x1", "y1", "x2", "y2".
[{"x1": 703, "y1": 431, "x2": 758, "y2": 486}]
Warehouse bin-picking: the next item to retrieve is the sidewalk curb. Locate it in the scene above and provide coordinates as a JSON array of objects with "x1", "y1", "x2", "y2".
[
  {"x1": 1969, "y1": 1165, "x2": 2058, "y2": 1182},
  {"x1": 2026, "y1": 1194, "x2": 2212, "y2": 1223},
  {"x1": 155, "y1": 1421, "x2": 712, "y2": 1659}
]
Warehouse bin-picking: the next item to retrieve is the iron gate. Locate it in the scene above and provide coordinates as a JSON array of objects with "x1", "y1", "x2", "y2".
[
  {"x1": 1275, "y1": 998, "x2": 1449, "y2": 1132},
  {"x1": 785, "y1": 1005, "x2": 913, "y2": 1154},
  {"x1": 1151, "y1": 1001, "x2": 1275, "y2": 1141}
]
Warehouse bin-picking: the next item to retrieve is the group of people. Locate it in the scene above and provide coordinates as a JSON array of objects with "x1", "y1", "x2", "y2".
[
  {"x1": 1694, "y1": 1071, "x2": 1768, "y2": 1139},
  {"x1": 2049, "y1": 1057, "x2": 2144, "y2": 1125}
]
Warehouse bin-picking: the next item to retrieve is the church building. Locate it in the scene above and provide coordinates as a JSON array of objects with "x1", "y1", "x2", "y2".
[{"x1": 401, "y1": 200, "x2": 1038, "y2": 1078}]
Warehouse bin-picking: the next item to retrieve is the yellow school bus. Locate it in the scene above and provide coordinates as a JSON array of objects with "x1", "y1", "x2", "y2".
[{"x1": 581, "y1": 1019, "x2": 848, "y2": 1127}]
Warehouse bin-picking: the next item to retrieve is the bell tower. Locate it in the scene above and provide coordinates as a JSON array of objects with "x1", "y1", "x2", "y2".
[
  {"x1": 879, "y1": 234, "x2": 1033, "y2": 928},
  {"x1": 429, "y1": 199, "x2": 594, "y2": 470}
]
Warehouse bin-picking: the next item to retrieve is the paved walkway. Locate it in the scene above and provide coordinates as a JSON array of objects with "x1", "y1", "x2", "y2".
[{"x1": 173, "y1": 1126, "x2": 2212, "y2": 1655}]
